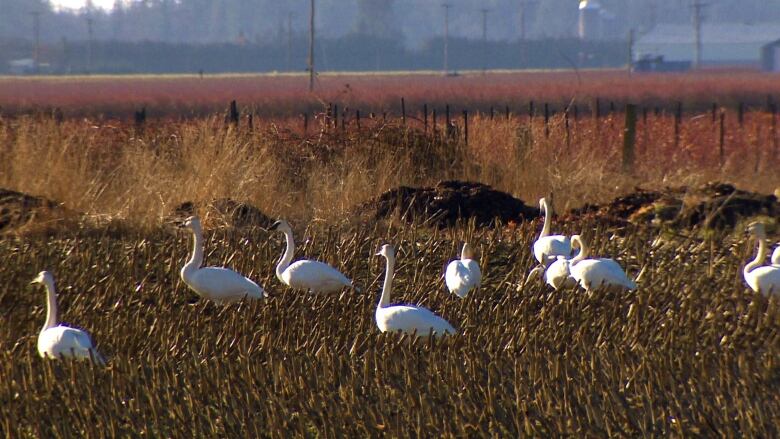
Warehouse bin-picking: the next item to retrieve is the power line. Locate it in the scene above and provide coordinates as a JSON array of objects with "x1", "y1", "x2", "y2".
[
  {"x1": 481, "y1": 8, "x2": 489, "y2": 74},
  {"x1": 691, "y1": 1, "x2": 708, "y2": 69},
  {"x1": 442, "y1": 3, "x2": 451, "y2": 75},
  {"x1": 31, "y1": 11, "x2": 41, "y2": 73},
  {"x1": 308, "y1": 0, "x2": 315, "y2": 91}
]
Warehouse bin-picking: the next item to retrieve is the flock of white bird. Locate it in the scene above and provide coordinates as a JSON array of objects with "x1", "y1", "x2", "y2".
[{"x1": 30, "y1": 198, "x2": 780, "y2": 365}]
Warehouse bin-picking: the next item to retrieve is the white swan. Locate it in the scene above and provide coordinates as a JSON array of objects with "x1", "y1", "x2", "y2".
[
  {"x1": 181, "y1": 216, "x2": 264, "y2": 304},
  {"x1": 544, "y1": 255, "x2": 579, "y2": 290},
  {"x1": 32, "y1": 271, "x2": 106, "y2": 365},
  {"x1": 271, "y1": 219, "x2": 353, "y2": 293},
  {"x1": 568, "y1": 235, "x2": 637, "y2": 293},
  {"x1": 533, "y1": 197, "x2": 572, "y2": 267},
  {"x1": 772, "y1": 244, "x2": 780, "y2": 266},
  {"x1": 445, "y1": 242, "x2": 481, "y2": 298},
  {"x1": 744, "y1": 222, "x2": 780, "y2": 296},
  {"x1": 376, "y1": 244, "x2": 456, "y2": 337}
]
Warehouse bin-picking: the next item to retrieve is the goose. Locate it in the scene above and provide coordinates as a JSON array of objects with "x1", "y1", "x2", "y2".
[
  {"x1": 533, "y1": 197, "x2": 572, "y2": 267},
  {"x1": 568, "y1": 235, "x2": 636, "y2": 293},
  {"x1": 376, "y1": 244, "x2": 456, "y2": 337},
  {"x1": 271, "y1": 219, "x2": 353, "y2": 293},
  {"x1": 445, "y1": 242, "x2": 481, "y2": 298},
  {"x1": 744, "y1": 222, "x2": 780, "y2": 296},
  {"x1": 181, "y1": 216, "x2": 264, "y2": 304},
  {"x1": 32, "y1": 271, "x2": 106, "y2": 365}
]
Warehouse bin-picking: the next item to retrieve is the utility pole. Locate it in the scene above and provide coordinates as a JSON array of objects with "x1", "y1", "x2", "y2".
[
  {"x1": 519, "y1": 0, "x2": 526, "y2": 41},
  {"x1": 31, "y1": 11, "x2": 41, "y2": 73},
  {"x1": 86, "y1": 16, "x2": 94, "y2": 74},
  {"x1": 442, "y1": 3, "x2": 451, "y2": 75},
  {"x1": 308, "y1": 0, "x2": 315, "y2": 91},
  {"x1": 287, "y1": 12, "x2": 293, "y2": 72},
  {"x1": 481, "y1": 8, "x2": 489, "y2": 74},
  {"x1": 691, "y1": 1, "x2": 707, "y2": 69}
]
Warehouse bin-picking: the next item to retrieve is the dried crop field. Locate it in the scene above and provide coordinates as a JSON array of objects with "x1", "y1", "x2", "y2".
[
  {"x1": 1, "y1": 72, "x2": 780, "y2": 436},
  {"x1": 3, "y1": 70, "x2": 780, "y2": 118}
]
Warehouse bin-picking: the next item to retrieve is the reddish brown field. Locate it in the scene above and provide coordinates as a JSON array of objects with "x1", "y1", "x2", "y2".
[{"x1": 3, "y1": 70, "x2": 780, "y2": 119}]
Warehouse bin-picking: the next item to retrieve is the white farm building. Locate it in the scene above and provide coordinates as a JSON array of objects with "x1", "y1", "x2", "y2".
[{"x1": 633, "y1": 23, "x2": 780, "y2": 70}]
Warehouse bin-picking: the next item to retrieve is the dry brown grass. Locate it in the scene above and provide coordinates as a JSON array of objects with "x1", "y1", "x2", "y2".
[{"x1": 1, "y1": 107, "x2": 778, "y2": 229}]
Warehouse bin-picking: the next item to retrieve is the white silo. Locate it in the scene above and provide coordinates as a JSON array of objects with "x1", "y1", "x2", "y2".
[{"x1": 578, "y1": 0, "x2": 602, "y2": 40}]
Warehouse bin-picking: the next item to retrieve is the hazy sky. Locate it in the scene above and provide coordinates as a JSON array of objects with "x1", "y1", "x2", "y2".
[{"x1": 51, "y1": 0, "x2": 115, "y2": 11}]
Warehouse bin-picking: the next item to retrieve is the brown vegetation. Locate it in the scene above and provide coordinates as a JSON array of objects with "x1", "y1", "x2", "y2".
[{"x1": 1, "y1": 77, "x2": 779, "y2": 435}]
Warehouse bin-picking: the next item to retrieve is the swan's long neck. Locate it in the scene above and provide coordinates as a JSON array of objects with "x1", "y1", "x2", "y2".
[
  {"x1": 539, "y1": 200, "x2": 551, "y2": 239},
  {"x1": 744, "y1": 236, "x2": 768, "y2": 276},
  {"x1": 276, "y1": 229, "x2": 296, "y2": 281},
  {"x1": 378, "y1": 254, "x2": 395, "y2": 309},
  {"x1": 183, "y1": 227, "x2": 204, "y2": 278},
  {"x1": 569, "y1": 236, "x2": 587, "y2": 266},
  {"x1": 42, "y1": 279, "x2": 58, "y2": 331}
]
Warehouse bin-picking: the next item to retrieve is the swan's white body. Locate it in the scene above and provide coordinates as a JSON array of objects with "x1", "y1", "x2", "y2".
[
  {"x1": 544, "y1": 255, "x2": 578, "y2": 290},
  {"x1": 533, "y1": 198, "x2": 572, "y2": 267},
  {"x1": 568, "y1": 235, "x2": 636, "y2": 293},
  {"x1": 32, "y1": 271, "x2": 106, "y2": 365},
  {"x1": 181, "y1": 216, "x2": 264, "y2": 304},
  {"x1": 744, "y1": 223, "x2": 780, "y2": 296},
  {"x1": 445, "y1": 243, "x2": 481, "y2": 298},
  {"x1": 272, "y1": 220, "x2": 353, "y2": 293},
  {"x1": 376, "y1": 244, "x2": 456, "y2": 337}
]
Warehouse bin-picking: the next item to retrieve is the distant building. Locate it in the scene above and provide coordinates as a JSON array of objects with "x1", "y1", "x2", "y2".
[
  {"x1": 578, "y1": 1, "x2": 619, "y2": 41},
  {"x1": 763, "y1": 39, "x2": 780, "y2": 72},
  {"x1": 634, "y1": 23, "x2": 780, "y2": 70},
  {"x1": 7, "y1": 59, "x2": 51, "y2": 75}
]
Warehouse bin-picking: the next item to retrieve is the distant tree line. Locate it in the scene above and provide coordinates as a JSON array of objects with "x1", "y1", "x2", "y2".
[{"x1": 0, "y1": 36, "x2": 627, "y2": 74}]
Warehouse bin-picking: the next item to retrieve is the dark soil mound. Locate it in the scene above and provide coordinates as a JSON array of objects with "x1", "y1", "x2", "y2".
[
  {"x1": 0, "y1": 188, "x2": 75, "y2": 234},
  {"x1": 565, "y1": 182, "x2": 779, "y2": 230},
  {"x1": 170, "y1": 198, "x2": 274, "y2": 229},
  {"x1": 358, "y1": 180, "x2": 539, "y2": 228}
]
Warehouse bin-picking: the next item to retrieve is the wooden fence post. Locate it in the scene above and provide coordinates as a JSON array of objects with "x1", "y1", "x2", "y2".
[
  {"x1": 544, "y1": 102, "x2": 550, "y2": 138},
  {"x1": 401, "y1": 97, "x2": 406, "y2": 125},
  {"x1": 674, "y1": 101, "x2": 682, "y2": 148},
  {"x1": 719, "y1": 111, "x2": 726, "y2": 167},
  {"x1": 432, "y1": 109, "x2": 437, "y2": 134},
  {"x1": 333, "y1": 104, "x2": 338, "y2": 129},
  {"x1": 505, "y1": 105, "x2": 509, "y2": 120},
  {"x1": 490, "y1": 106, "x2": 494, "y2": 120},
  {"x1": 356, "y1": 110, "x2": 361, "y2": 130},
  {"x1": 227, "y1": 100, "x2": 239, "y2": 126},
  {"x1": 529, "y1": 100, "x2": 535, "y2": 121},
  {"x1": 463, "y1": 110, "x2": 468, "y2": 145},
  {"x1": 423, "y1": 104, "x2": 428, "y2": 132},
  {"x1": 134, "y1": 106, "x2": 146, "y2": 128},
  {"x1": 738, "y1": 102, "x2": 744, "y2": 127},
  {"x1": 622, "y1": 104, "x2": 637, "y2": 173}
]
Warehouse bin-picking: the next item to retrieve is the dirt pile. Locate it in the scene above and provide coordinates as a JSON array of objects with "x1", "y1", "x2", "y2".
[
  {"x1": 357, "y1": 180, "x2": 539, "y2": 228},
  {"x1": 170, "y1": 198, "x2": 274, "y2": 229},
  {"x1": 0, "y1": 189, "x2": 78, "y2": 234},
  {"x1": 566, "y1": 182, "x2": 779, "y2": 230}
]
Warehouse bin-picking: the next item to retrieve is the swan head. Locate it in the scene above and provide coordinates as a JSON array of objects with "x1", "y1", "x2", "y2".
[
  {"x1": 31, "y1": 270, "x2": 54, "y2": 286},
  {"x1": 271, "y1": 219, "x2": 292, "y2": 234},
  {"x1": 376, "y1": 244, "x2": 395, "y2": 259},
  {"x1": 184, "y1": 216, "x2": 202, "y2": 234},
  {"x1": 539, "y1": 197, "x2": 547, "y2": 210},
  {"x1": 461, "y1": 242, "x2": 475, "y2": 260},
  {"x1": 747, "y1": 222, "x2": 766, "y2": 238}
]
